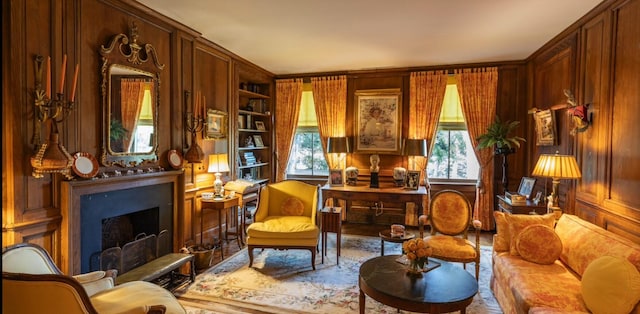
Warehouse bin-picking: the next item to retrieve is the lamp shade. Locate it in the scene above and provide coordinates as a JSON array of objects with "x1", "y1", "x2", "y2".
[
  {"x1": 532, "y1": 153, "x2": 581, "y2": 179},
  {"x1": 402, "y1": 139, "x2": 428, "y2": 156},
  {"x1": 327, "y1": 137, "x2": 350, "y2": 154},
  {"x1": 207, "y1": 154, "x2": 230, "y2": 173}
]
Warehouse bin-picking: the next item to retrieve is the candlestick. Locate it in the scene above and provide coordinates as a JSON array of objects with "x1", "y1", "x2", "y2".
[
  {"x1": 46, "y1": 56, "x2": 51, "y2": 99},
  {"x1": 203, "y1": 95, "x2": 206, "y2": 118},
  {"x1": 70, "y1": 64, "x2": 79, "y2": 102},
  {"x1": 59, "y1": 54, "x2": 67, "y2": 94}
]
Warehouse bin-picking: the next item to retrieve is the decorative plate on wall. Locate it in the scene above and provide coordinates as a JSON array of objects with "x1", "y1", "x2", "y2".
[
  {"x1": 167, "y1": 149, "x2": 184, "y2": 169},
  {"x1": 72, "y1": 152, "x2": 99, "y2": 178}
]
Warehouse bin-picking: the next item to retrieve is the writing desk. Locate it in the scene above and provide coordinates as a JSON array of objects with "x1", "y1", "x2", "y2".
[{"x1": 320, "y1": 183, "x2": 427, "y2": 225}]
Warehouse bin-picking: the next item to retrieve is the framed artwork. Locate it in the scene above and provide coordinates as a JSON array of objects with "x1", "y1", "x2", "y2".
[
  {"x1": 253, "y1": 135, "x2": 264, "y2": 147},
  {"x1": 206, "y1": 109, "x2": 228, "y2": 139},
  {"x1": 354, "y1": 89, "x2": 402, "y2": 154},
  {"x1": 329, "y1": 169, "x2": 344, "y2": 186},
  {"x1": 533, "y1": 109, "x2": 556, "y2": 146},
  {"x1": 517, "y1": 177, "x2": 536, "y2": 199},
  {"x1": 405, "y1": 170, "x2": 420, "y2": 190},
  {"x1": 255, "y1": 120, "x2": 266, "y2": 131}
]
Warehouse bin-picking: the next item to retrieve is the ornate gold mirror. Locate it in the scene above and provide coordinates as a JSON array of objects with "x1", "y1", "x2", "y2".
[{"x1": 100, "y1": 22, "x2": 164, "y2": 167}]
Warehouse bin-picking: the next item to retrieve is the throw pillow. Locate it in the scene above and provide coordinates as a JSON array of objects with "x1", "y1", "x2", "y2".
[
  {"x1": 515, "y1": 224, "x2": 562, "y2": 264},
  {"x1": 493, "y1": 211, "x2": 510, "y2": 252},
  {"x1": 505, "y1": 213, "x2": 556, "y2": 255},
  {"x1": 280, "y1": 197, "x2": 305, "y2": 216},
  {"x1": 581, "y1": 256, "x2": 640, "y2": 314}
]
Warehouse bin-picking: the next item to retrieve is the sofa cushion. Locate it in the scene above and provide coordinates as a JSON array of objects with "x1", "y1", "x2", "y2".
[
  {"x1": 581, "y1": 256, "x2": 640, "y2": 314},
  {"x1": 506, "y1": 213, "x2": 556, "y2": 256},
  {"x1": 493, "y1": 211, "x2": 510, "y2": 252},
  {"x1": 515, "y1": 224, "x2": 562, "y2": 265},
  {"x1": 554, "y1": 214, "x2": 640, "y2": 277},
  {"x1": 280, "y1": 197, "x2": 304, "y2": 216}
]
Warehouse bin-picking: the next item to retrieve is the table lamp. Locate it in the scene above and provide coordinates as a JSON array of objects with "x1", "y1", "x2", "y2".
[
  {"x1": 208, "y1": 153, "x2": 230, "y2": 199},
  {"x1": 327, "y1": 136, "x2": 350, "y2": 159},
  {"x1": 531, "y1": 152, "x2": 581, "y2": 214},
  {"x1": 402, "y1": 138, "x2": 428, "y2": 170}
]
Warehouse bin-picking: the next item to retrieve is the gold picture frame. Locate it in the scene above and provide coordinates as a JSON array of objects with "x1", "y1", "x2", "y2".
[
  {"x1": 206, "y1": 109, "x2": 228, "y2": 139},
  {"x1": 354, "y1": 89, "x2": 402, "y2": 154},
  {"x1": 533, "y1": 109, "x2": 556, "y2": 146},
  {"x1": 404, "y1": 170, "x2": 420, "y2": 190}
]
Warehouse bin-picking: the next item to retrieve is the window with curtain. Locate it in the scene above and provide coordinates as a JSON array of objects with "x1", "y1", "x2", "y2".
[
  {"x1": 427, "y1": 82, "x2": 479, "y2": 181},
  {"x1": 286, "y1": 84, "x2": 328, "y2": 177}
]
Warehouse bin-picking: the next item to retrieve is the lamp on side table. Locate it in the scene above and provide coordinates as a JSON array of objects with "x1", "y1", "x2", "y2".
[{"x1": 531, "y1": 152, "x2": 581, "y2": 219}]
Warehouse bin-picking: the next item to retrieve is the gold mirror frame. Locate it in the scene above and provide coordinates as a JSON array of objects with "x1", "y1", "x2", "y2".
[{"x1": 99, "y1": 22, "x2": 164, "y2": 167}]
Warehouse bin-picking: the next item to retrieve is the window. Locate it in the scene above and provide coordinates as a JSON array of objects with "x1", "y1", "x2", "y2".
[
  {"x1": 427, "y1": 82, "x2": 479, "y2": 181},
  {"x1": 286, "y1": 85, "x2": 328, "y2": 177}
]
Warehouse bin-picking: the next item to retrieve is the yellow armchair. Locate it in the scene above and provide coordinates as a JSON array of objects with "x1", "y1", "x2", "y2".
[
  {"x1": 418, "y1": 189, "x2": 482, "y2": 281},
  {"x1": 2, "y1": 243, "x2": 186, "y2": 314},
  {"x1": 246, "y1": 180, "x2": 320, "y2": 270}
]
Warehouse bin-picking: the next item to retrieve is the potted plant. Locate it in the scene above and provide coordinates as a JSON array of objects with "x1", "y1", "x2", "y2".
[
  {"x1": 476, "y1": 115, "x2": 525, "y2": 155},
  {"x1": 476, "y1": 115, "x2": 526, "y2": 191}
]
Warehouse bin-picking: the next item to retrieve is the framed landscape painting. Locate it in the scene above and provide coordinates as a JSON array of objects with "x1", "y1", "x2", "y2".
[{"x1": 354, "y1": 89, "x2": 402, "y2": 154}]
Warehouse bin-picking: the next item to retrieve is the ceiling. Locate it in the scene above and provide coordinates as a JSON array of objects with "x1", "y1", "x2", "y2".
[{"x1": 137, "y1": 0, "x2": 603, "y2": 75}]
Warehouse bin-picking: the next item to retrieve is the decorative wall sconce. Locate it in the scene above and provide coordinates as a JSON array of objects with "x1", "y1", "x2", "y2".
[
  {"x1": 184, "y1": 90, "x2": 206, "y2": 163},
  {"x1": 30, "y1": 55, "x2": 79, "y2": 179}
]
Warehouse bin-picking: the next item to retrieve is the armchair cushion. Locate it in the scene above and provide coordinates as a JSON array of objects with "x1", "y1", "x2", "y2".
[
  {"x1": 426, "y1": 235, "x2": 478, "y2": 260},
  {"x1": 248, "y1": 216, "x2": 318, "y2": 238},
  {"x1": 280, "y1": 197, "x2": 305, "y2": 216}
]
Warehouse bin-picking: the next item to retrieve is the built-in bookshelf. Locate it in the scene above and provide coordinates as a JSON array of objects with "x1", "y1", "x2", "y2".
[{"x1": 236, "y1": 78, "x2": 272, "y2": 185}]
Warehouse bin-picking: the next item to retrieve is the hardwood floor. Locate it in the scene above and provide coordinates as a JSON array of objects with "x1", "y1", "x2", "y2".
[{"x1": 202, "y1": 221, "x2": 495, "y2": 272}]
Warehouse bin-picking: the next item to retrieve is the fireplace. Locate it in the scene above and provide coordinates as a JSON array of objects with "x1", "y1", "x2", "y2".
[{"x1": 61, "y1": 171, "x2": 185, "y2": 275}]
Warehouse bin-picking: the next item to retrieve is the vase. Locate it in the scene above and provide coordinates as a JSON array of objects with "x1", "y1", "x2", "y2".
[{"x1": 406, "y1": 259, "x2": 426, "y2": 277}]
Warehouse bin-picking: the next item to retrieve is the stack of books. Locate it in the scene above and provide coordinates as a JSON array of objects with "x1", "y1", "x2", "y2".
[{"x1": 243, "y1": 152, "x2": 256, "y2": 165}]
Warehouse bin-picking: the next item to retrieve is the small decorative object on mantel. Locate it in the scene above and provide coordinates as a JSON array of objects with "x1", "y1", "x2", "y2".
[{"x1": 30, "y1": 54, "x2": 79, "y2": 180}]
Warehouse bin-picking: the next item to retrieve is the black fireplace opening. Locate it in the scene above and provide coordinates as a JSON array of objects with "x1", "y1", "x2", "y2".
[{"x1": 81, "y1": 183, "x2": 173, "y2": 273}]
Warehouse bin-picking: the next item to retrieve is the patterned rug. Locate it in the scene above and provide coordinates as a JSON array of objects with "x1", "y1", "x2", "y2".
[{"x1": 176, "y1": 234, "x2": 502, "y2": 314}]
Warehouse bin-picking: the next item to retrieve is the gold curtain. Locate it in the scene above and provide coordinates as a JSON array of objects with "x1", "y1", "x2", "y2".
[
  {"x1": 120, "y1": 79, "x2": 148, "y2": 152},
  {"x1": 274, "y1": 78, "x2": 304, "y2": 182},
  {"x1": 311, "y1": 75, "x2": 348, "y2": 169},
  {"x1": 409, "y1": 71, "x2": 448, "y2": 220},
  {"x1": 455, "y1": 67, "x2": 498, "y2": 230}
]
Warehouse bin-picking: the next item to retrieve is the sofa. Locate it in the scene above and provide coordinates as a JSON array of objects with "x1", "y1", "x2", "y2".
[{"x1": 491, "y1": 212, "x2": 640, "y2": 314}]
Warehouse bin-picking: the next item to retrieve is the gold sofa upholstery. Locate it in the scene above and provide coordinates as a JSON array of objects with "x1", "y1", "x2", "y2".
[
  {"x1": 418, "y1": 189, "x2": 482, "y2": 280},
  {"x1": 2, "y1": 243, "x2": 186, "y2": 314},
  {"x1": 245, "y1": 180, "x2": 320, "y2": 270}
]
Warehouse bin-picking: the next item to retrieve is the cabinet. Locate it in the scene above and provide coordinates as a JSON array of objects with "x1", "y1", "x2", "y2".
[
  {"x1": 236, "y1": 80, "x2": 272, "y2": 185},
  {"x1": 496, "y1": 195, "x2": 547, "y2": 215}
]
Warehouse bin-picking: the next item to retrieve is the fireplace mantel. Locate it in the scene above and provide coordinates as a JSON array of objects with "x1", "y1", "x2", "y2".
[{"x1": 60, "y1": 170, "x2": 185, "y2": 275}]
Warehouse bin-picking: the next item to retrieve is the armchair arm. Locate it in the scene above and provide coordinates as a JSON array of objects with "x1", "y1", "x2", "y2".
[
  {"x1": 472, "y1": 219, "x2": 482, "y2": 251},
  {"x1": 472, "y1": 219, "x2": 482, "y2": 230},
  {"x1": 418, "y1": 215, "x2": 429, "y2": 238},
  {"x1": 72, "y1": 270, "x2": 116, "y2": 297}
]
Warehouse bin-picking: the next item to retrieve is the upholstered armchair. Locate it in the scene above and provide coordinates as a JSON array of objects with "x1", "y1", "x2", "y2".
[
  {"x1": 2, "y1": 243, "x2": 186, "y2": 314},
  {"x1": 245, "y1": 180, "x2": 320, "y2": 270},
  {"x1": 418, "y1": 189, "x2": 482, "y2": 280}
]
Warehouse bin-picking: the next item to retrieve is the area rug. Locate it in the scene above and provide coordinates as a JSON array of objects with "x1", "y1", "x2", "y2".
[{"x1": 177, "y1": 234, "x2": 502, "y2": 314}]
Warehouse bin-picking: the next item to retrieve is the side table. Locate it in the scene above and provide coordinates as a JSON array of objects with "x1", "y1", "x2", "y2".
[
  {"x1": 379, "y1": 230, "x2": 415, "y2": 256},
  {"x1": 201, "y1": 196, "x2": 240, "y2": 260},
  {"x1": 321, "y1": 207, "x2": 342, "y2": 264}
]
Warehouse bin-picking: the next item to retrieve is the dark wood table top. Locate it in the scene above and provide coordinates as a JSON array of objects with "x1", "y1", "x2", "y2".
[{"x1": 359, "y1": 255, "x2": 478, "y2": 313}]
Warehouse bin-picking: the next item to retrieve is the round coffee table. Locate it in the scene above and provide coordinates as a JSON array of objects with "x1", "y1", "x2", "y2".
[
  {"x1": 379, "y1": 230, "x2": 415, "y2": 256},
  {"x1": 359, "y1": 255, "x2": 478, "y2": 314}
]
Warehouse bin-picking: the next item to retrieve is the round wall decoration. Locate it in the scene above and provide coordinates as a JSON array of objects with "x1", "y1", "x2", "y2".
[
  {"x1": 168, "y1": 149, "x2": 184, "y2": 169},
  {"x1": 72, "y1": 152, "x2": 99, "y2": 178}
]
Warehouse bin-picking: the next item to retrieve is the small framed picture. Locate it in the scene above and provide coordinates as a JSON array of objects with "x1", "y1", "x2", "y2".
[
  {"x1": 329, "y1": 169, "x2": 344, "y2": 186},
  {"x1": 517, "y1": 177, "x2": 536, "y2": 199},
  {"x1": 253, "y1": 135, "x2": 264, "y2": 147},
  {"x1": 255, "y1": 121, "x2": 266, "y2": 131},
  {"x1": 205, "y1": 109, "x2": 228, "y2": 139},
  {"x1": 405, "y1": 170, "x2": 420, "y2": 190}
]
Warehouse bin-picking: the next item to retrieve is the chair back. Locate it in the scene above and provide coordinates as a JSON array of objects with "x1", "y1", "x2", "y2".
[
  {"x1": 255, "y1": 180, "x2": 318, "y2": 222},
  {"x1": 429, "y1": 190, "x2": 472, "y2": 237},
  {"x1": 2, "y1": 243, "x2": 62, "y2": 275}
]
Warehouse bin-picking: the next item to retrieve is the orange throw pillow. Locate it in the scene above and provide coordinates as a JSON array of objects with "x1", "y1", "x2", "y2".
[
  {"x1": 505, "y1": 213, "x2": 556, "y2": 256},
  {"x1": 493, "y1": 211, "x2": 510, "y2": 252},
  {"x1": 515, "y1": 224, "x2": 562, "y2": 264},
  {"x1": 281, "y1": 197, "x2": 305, "y2": 216}
]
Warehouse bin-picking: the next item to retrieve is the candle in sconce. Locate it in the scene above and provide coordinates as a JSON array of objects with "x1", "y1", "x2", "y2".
[
  {"x1": 70, "y1": 64, "x2": 79, "y2": 102},
  {"x1": 202, "y1": 95, "x2": 206, "y2": 119},
  {"x1": 46, "y1": 56, "x2": 51, "y2": 99},
  {"x1": 59, "y1": 54, "x2": 67, "y2": 94}
]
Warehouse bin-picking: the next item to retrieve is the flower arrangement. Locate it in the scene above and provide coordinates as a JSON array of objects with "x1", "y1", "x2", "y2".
[{"x1": 402, "y1": 238, "x2": 432, "y2": 274}]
